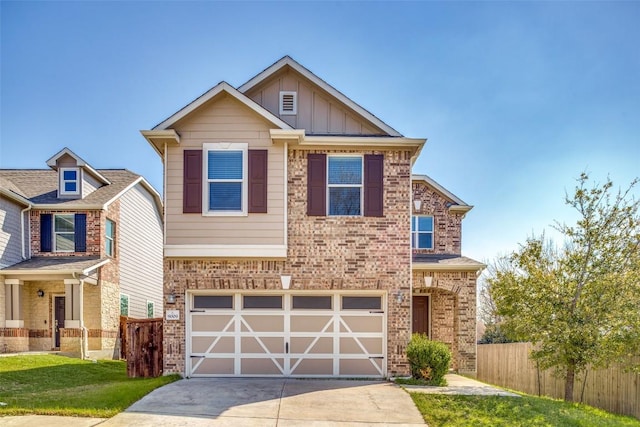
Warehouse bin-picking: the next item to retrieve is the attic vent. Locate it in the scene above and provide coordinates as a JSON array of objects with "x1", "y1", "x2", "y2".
[{"x1": 279, "y1": 91, "x2": 297, "y2": 115}]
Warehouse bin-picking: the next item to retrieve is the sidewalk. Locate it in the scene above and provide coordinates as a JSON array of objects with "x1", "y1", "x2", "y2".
[{"x1": 402, "y1": 373, "x2": 520, "y2": 396}]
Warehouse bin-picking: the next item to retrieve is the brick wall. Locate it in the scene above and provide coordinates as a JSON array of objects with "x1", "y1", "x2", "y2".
[
  {"x1": 413, "y1": 270, "x2": 477, "y2": 373},
  {"x1": 164, "y1": 148, "x2": 414, "y2": 376},
  {"x1": 30, "y1": 210, "x2": 102, "y2": 257},
  {"x1": 412, "y1": 181, "x2": 463, "y2": 255}
]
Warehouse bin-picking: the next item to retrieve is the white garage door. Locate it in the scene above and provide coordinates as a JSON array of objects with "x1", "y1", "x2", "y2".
[{"x1": 187, "y1": 292, "x2": 386, "y2": 377}]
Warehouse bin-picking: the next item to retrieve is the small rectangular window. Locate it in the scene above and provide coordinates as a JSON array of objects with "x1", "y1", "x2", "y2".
[
  {"x1": 54, "y1": 214, "x2": 75, "y2": 252},
  {"x1": 147, "y1": 301, "x2": 154, "y2": 318},
  {"x1": 292, "y1": 296, "x2": 332, "y2": 310},
  {"x1": 60, "y1": 168, "x2": 80, "y2": 196},
  {"x1": 120, "y1": 294, "x2": 129, "y2": 316},
  {"x1": 194, "y1": 295, "x2": 233, "y2": 309},
  {"x1": 412, "y1": 216, "x2": 434, "y2": 249},
  {"x1": 342, "y1": 296, "x2": 381, "y2": 310},
  {"x1": 328, "y1": 156, "x2": 363, "y2": 216},
  {"x1": 243, "y1": 295, "x2": 283, "y2": 309},
  {"x1": 105, "y1": 219, "x2": 115, "y2": 257}
]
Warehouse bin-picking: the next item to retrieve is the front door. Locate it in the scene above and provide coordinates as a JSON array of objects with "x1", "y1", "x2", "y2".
[
  {"x1": 412, "y1": 295, "x2": 430, "y2": 336},
  {"x1": 54, "y1": 296, "x2": 65, "y2": 348}
]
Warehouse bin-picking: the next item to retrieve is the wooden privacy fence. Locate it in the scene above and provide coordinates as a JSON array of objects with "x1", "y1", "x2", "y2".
[
  {"x1": 125, "y1": 317, "x2": 163, "y2": 378},
  {"x1": 477, "y1": 343, "x2": 640, "y2": 419}
]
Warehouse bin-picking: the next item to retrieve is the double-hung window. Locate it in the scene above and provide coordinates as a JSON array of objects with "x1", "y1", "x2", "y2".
[
  {"x1": 204, "y1": 143, "x2": 248, "y2": 215},
  {"x1": 59, "y1": 168, "x2": 80, "y2": 196},
  {"x1": 327, "y1": 156, "x2": 363, "y2": 216},
  {"x1": 412, "y1": 216, "x2": 434, "y2": 249},
  {"x1": 105, "y1": 219, "x2": 115, "y2": 257},
  {"x1": 54, "y1": 214, "x2": 75, "y2": 252}
]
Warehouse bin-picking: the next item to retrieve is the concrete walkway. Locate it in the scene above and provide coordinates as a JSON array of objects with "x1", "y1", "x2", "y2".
[{"x1": 403, "y1": 373, "x2": 519, "y2": 397}]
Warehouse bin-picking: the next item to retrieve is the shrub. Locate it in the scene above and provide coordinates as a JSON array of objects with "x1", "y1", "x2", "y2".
[{"x1": 406, "y1": 333, "x2": 451, "y2": 386}]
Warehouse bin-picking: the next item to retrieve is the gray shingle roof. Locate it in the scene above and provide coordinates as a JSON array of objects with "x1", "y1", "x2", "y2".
[
  {"x1": 0, "y1": 169, "x2": 140, "y2": 207},
  {"x1": 0, "y1": 256, "x2": 109, "y2": 274}
]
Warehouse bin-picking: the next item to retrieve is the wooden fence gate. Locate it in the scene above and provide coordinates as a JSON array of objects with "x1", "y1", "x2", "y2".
[{"x1": 126, "y1": 317, "x2": 163, "y2": 378}]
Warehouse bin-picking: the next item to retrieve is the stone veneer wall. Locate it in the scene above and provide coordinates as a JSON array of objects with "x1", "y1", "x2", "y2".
[
  {"x1": 412, "y1": 181, "x2": 463, "y2": 255},
  {"x1": 412, "y1": 270, "x2": 477, "y2": 373},
  {"x1": 164, "y1": 148, "x2": 413, "y2": 376}
]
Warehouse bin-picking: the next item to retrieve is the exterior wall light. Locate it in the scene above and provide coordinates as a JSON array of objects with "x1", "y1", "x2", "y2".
[
  {"x1": 414, "y1": 200, "x2": 422, "y2": 211},
  {"x1": 37, "y1": 289, "x2": 45, "y2": 298},
  {"x1": 166, "y1": 292, "x2": 176, "y2": 304},
  {"x1": 281, "y1": 275, "x2": 292, "y2": 290},
  {"x1": 424, "y1": 276, "x2": 433, "y2": 288}
]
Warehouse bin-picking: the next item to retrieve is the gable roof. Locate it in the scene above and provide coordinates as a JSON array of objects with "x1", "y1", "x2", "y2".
[
  {"x1": 46, "y1": 147, "x2": 110, "y2": 185},
  {"x1": 0, "y1": 169, "x2": 160, "y2": 211},
  {"x1": 152, "y1": 81, "x2": 293, "y2": 131},
  {"x1": 238, "y1": 56, "x2": 402, "y2": 137},
  {"x1": 412, "y1": 174, "x2": 472, "y2": 213}
]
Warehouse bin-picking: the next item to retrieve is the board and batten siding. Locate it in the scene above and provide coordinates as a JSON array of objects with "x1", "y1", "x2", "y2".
[
  {"x1": 166, "y1": 94, "x2": 285, "y2": 246},
  {"x1": 0, "y1": 196, "x2": 26, "y2": 269},
  {"x1": 245, "y1": 68, "x2": 385, "y2": 136},
  {"x1": 118, "y1": 184, "x2": 163, "y2": 319}
]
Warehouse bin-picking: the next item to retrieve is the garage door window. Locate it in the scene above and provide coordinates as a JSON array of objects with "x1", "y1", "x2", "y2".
[
  {"x1": 292, "y1": 296, "x2": 332, "y2": 310},
  {"x1": 243, "y1": 295, "x2": 283, "y2": 309},
  {"x1": 194, "y1": 295, "x2": 233, "y2": 309},
  {"x1": 342, "y1": 296, "x2": 382, "y2": 310}
]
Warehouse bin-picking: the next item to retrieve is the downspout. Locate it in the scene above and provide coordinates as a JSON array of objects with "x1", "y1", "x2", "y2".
[{"x1": 20, "y1": 206, "x2": 32, "y2": 259}]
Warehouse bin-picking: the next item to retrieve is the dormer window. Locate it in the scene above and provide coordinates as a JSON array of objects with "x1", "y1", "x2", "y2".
[
  {"x1": 279, "y1": 91, "x2": 297, "y2": 115},
  {"x1": 60, "y1": 167, "x2": 80, "y2": 196}
]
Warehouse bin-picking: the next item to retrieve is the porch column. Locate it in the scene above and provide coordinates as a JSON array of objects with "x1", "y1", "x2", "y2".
[
  {"x1": 64, "y1": 279, "x2": 81, "y2": 328},
  {"x1": 4, "y1": 279, "x2": 24, "y2": 328}
]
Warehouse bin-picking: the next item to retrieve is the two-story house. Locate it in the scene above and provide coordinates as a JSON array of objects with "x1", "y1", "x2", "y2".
[
  {"x1": 0, "y1": 148, "x2": 163, "y2": 358},
  {"x1": 142, "y1": 56, "x2": 483, "y2": 378}
]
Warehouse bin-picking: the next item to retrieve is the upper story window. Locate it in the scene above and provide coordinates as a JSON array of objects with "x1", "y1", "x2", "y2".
[
  {"x1": 412, "y1": 215, "x2": 434, "y2": 249},
  {"x1": 59, "y1": 167, "x2": 80, "y2": 196},
  {"x1": 279, "y1": 91, "x2": 297, "y2": 115},
  {"x1": 54, "y1": 214, "x2": 75, "y2": 252},
  {"x1": 328, "y1": 156, "x2": 363, "y2": 216},
  {"x1": 40, "y1": 213, "x2": 87, "y2": 253},
  {"x1": 204, "y1": 143, "x2": 248, "y2": 216},
  {"x1": 105, "y1": 219, "x2": 115, "y2": 257}
]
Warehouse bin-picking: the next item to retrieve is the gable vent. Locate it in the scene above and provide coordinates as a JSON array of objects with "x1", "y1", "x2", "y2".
[{"x1": 279, "y1": 91, "x2": 297, "y2": 115}]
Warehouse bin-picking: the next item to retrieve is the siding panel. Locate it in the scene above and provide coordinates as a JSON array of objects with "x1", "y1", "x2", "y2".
[
  {"x1": 0, "y1": 196, "x2": 25, "y2": 268},
  {"x1": 119, "y1": 184, "x2": 163, "y2": 319}
]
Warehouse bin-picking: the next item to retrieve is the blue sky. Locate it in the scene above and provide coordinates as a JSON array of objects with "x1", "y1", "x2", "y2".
[{"x1": 1, "y1": 1, "x2": 638, "y2": 265}]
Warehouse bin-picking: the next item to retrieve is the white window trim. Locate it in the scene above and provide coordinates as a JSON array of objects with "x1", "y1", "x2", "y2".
[
  {"x1": 146, "y1": 300, "x2": 155, "y2": 318},
  {"x1": 326, "y1": 154, "x2": 364, "y2": 217},
  {"x1": 202, "y1": 142, "x2": 248, "y2": 217},
  {"x1": 279, "y1": 91, "x2": 297, "y2": 115},
  {"x1": 53, "y1": 214, "x2": 75, "y2": 253},
  {"x1": 120, "y1": 293, "x2": 130, "y2": 317},
  {"x1": 105, "y1": 218, "x2": 115, "y2": 257},
  {"x1": 412, "y1": 215, "x2": 434, "y2": 249},
  {"x1": 59, "y1": 167, "x2": 80, "y2": 196}
]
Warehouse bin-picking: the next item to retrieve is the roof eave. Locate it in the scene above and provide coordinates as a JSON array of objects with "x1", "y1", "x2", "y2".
[
  {"x1": 141, "y1": 129, "x2": 181, "y2": 158},
  {"x1": 412, "y1": 263, "x2": 486, "y2": 272},
  {"x1": 0, "y1": 188, "x2": 32, "y2": 207}
]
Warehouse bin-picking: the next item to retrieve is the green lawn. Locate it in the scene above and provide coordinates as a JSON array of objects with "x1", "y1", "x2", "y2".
[
  {"x1": 0, "y1": 354, "x2": 180, "y2": 417},
  {"x1": 411, "y1": 393, "x2": 640, "y2": 427}
]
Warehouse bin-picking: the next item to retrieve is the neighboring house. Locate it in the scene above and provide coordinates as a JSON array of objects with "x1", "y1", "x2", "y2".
[
  {"x1": 0, "y1": 148, "x2": 163, "y2": 358},
  {"x1": 142, "y1": 56, "x2": 483, "y2": 378}
]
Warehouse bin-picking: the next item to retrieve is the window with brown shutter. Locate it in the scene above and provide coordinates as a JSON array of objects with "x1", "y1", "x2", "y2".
[
  {"x1": 364, "y1": 154, "x2": 384, "y2": 217},
  {"x1": 183, "y1": 150, "x2": 202, "y2": 213},
  {"x1": 248, "y1": 149, "x2": 268, "y2": 213},
  {"x1": 307, "y1": 154, "x2": 327, "y2": 216}
]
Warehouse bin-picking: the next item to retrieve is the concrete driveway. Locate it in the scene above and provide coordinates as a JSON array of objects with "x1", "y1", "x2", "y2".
[{"x1": 102, "y1": 378, "x2": 425, "y2": 426}]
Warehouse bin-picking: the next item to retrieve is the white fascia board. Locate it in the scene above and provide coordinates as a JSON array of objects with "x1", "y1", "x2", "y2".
[
  {"x1": 0, "y1": 188, "x2": 31, "y2": 207},
  {"x1": 31, "y1": 203, "x2": 105, "y2": 210},
  {"x1": 152, "y1": 82, "x2": 293, "y2": 131},
  {"x1": 140, "y1": 129, "x2": 181, "y2": 158},
  {"x1": 238, "y1": 56, "x2": 402, "y2": 137},
  {"x1": 301, "y1": 135, "x2": 425, "y2": 148},
  {"x1": 164, "y1": 245, "x2": 287, "y2": 259},
  {"x1": 0, "y1": 259, "x2": 110, "y2": 278},
  {"x1": 411, "y1": 174, "x2": 469, "y2": 207}
]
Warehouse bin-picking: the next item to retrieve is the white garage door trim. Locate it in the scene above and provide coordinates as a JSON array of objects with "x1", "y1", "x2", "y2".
[{"x1": 186, "y1": 291, "x2": 387, "y2": 378}]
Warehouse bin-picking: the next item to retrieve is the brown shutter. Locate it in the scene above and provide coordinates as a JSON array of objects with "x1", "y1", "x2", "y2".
[
  {"x1": 307, "y1": 153, "x2": 326, "y2": 216},
  {"x1": 364, "y1": 154, "x2": 384, "y2": 217},
  {"x1": 183, "y1": 150, "x2": 202, "y2": 213},
  {"x1": 248, "y1": 149, "x2": 268, "y2": 213}
]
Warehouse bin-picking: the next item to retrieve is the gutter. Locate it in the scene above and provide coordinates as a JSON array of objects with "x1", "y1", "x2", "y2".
[{"x1": 20, "y1": 205, "x2": 32, "y2": 260}]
